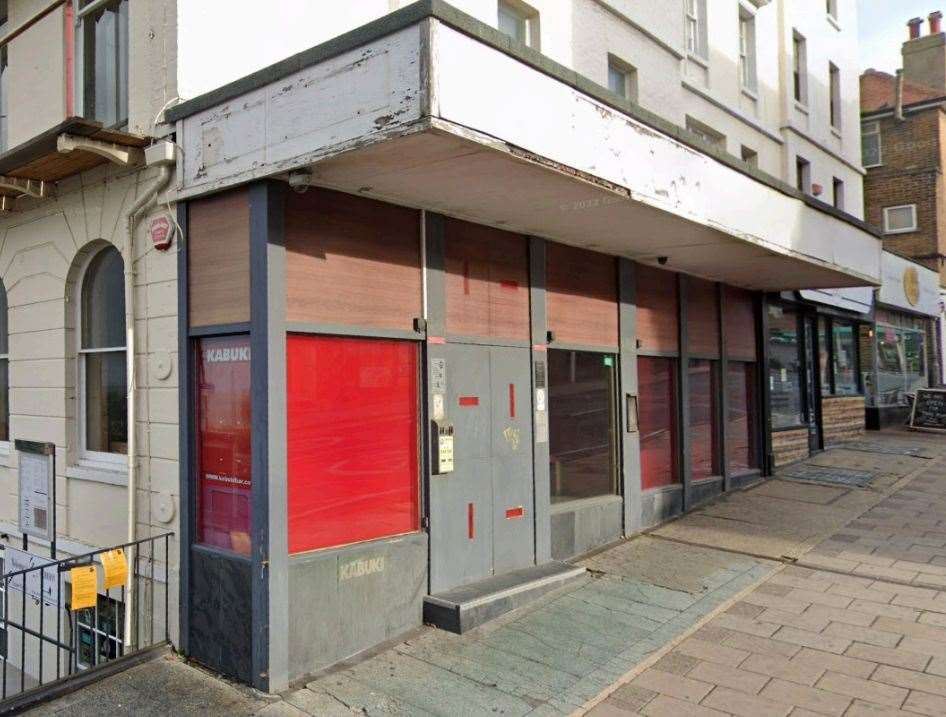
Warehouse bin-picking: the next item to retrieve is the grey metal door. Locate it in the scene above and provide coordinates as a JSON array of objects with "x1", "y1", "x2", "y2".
[
  {"x1": 489, "y1": 345, "x2": 535, "y2": 574},
  {"x1": 428, "y1": 344, "x2": 535, "y2": 593}
]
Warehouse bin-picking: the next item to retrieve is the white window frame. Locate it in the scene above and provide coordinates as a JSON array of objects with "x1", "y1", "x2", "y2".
[
  {"x1": 826, "y1": 0, "x2": 838, "y2": 21},
  {"x1": 685, "y1": 0, "x2": 708, "y2": 61},
  {"x1": 607, "y1": 54, "x2": 637, "y2": 102},
  {"x1": 793, "y1": 31, "x2": 808, "y2": 106},
  {"x1": 738, "y1": 7, "x2": 757, "y2": 94},
  {"x1": 883, "y1": 205, "x2": 918, "y2": 235},
  {"x1": 832, "y1": 177, "x2": 845, "y2": 211},
  {"x1": 796, "y1": 156, "x2": 811, "y2": 194},
  {"x1": 497, "y1": 0, "x2": 540, "y2": 50},
  {"x1": 862, "y1": 121, "x2": 882, "y2": 167},
  {"x1": 74, "y1": 593, "x2": 124, "y2": 670},
  {"x1": 829, "y1": 62, "x2": 841, "y2": 131},
  {"x1": 76, "y1": 246, "x2": 127, "y2": 470}
]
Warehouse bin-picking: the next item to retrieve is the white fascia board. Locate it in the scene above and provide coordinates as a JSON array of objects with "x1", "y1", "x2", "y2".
[
  {"x1": 879, "y1": 251, "x2": 940, "y2": 317},
  {"x1": 429, "y1": 21, "x2": 881, "y2": 285}
]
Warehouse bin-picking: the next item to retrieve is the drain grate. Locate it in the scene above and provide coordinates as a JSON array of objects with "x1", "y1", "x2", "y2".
[
  {"x1": 779, "y1": 464, "x2": 877, "y2": 488},
  {"x1": 841, "y1": 441, "x2": 933, "y2": 458}
]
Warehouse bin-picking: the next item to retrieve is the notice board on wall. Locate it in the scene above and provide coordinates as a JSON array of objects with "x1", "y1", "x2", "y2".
[{"x1": 910, "y1": 388, "x2": 946, "y2": 433}]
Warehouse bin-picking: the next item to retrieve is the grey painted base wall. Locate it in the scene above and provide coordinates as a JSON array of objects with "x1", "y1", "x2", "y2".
[
  {"x1": 690, "y1": 478, "x2": 724, "y2": 508},
  {"x1": 550, "y1": 496, "x2": 623, "y2": 561},
  {"x1": 640, "y1": 486, "x2": 683, "y2": 530},
  {"x1": 288, "y1": 532, "x2": 428, "y2": 683}
]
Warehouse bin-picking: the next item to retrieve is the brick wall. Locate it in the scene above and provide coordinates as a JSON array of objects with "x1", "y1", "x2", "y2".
[
  {"x1": 821, "y1": 395, "x2": 866, "y2": 446},
  {"x1": 863, "y1": 108, "x2": 946, "y2": 283},
  {"x1": 772, "y1": 427, "x2": 810, "y2": 467}
]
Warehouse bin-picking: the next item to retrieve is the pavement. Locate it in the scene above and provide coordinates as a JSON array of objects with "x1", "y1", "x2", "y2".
[{"x1": 23, "y1": 427, "x2": 946, "y2": 717}]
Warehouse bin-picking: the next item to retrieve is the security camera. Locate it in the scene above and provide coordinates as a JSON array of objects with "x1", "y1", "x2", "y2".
[
  {"x1": 287, "y1": 170, "x2": 310, "y2": 194},
  {"x1": 657, "y1": 256, "x2": 668, "y2": 266}
]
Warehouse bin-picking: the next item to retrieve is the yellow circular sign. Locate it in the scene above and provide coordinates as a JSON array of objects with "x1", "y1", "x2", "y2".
[{"x1": 903, "y1": 267, "x2": 920, "y2": 306}]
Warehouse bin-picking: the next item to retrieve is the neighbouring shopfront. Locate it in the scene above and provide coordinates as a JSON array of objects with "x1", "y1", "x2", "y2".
[
  {"x1": 766, "y1": 288, "x2": 872, "y2": 467},
  {"x1": 865, "y1": 252, "x2": 941, "y2": 428}
]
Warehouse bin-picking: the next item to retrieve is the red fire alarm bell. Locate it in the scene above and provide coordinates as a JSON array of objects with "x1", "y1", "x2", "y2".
[{"x1": 150, "y1": 215, "x2": 174, "y2": 251}]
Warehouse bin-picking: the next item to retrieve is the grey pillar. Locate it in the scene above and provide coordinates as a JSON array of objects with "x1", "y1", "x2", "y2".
[
  {"x1": 175, "y1": 201, "x2": 192, "y2": 656},
  {"x1": 529, "y1": 237, "x2": 551, "y2": 564},
  {"x1": 758, "y1": 293, "x2": 774, "y2": 475},
  {"x1": 619, "y1": 259, "x2": 642, "y2": 535},
  {"x1": 678, "y1": 275, "x2": 692, "y2": 509},
  {"x1": 719, "y1": 283, "x2": 730, "y2": 492}
]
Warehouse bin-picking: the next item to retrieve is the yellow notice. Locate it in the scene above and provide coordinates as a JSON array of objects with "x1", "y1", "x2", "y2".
[
  {"x1": 101, "y1": 548, "x2": 128, "y2": 590},
  {"x1": 70, "y1": 566, "x2": 98, "y2": 610}
]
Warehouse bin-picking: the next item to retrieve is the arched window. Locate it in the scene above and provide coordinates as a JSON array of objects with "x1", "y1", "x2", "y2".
[
  {"x1": 0, "y1": 278, "x2": 8, "y2": 442},
  {"x1": 79, "y1": 246, "x2": 126, "y2": 457}
]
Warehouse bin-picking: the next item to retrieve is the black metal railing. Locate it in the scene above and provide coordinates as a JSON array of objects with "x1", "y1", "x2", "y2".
[{"x1": 0, "y1": 533, "x2": 172, "y2": 707}]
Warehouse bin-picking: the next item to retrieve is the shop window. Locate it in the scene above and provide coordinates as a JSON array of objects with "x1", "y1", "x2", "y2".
[
  {"x1": 818, "y1": 317, "x2": 831, "y2": 395},
  {"x1": 688, "y1": 360, "x2": 719, "y2": 481},
  {"x1": 639, "y1": 357, "x2": 679, "y2": 490},
  {"x1": 196, "y1": 335, "x2": 252, "y2": 556},
  {"x1": 903, "y1": 329, "x2": 927, "y2": 394},
  {"x1": 548, "y1": 350, "x2": 618, "y2": 504},
  {"x1": 0, "y1": 278, "x2": 7, "y2": 442},
  {"x1": 768, "y1": 306, "x2": 804, "y2": 428},
  {"x1": 80, "y1": 0, "x2": 129, "y2": 127},
  {"x1": 875, "y1": 323, "x2": 926, "y2": 406},
  {"x1": 287, "y1": 335, "x2": 419, "y2": 554},
  {"x1": 75, "y1": 594, "x2": 124, "y2": 668},
  {"x1": 726, "y1": 362, "x2": 758, "y2": 474},
  {"x1": 79, "y1": 246, "x2": 127, "y2": 459},
  {"x1": 832, "y1": 322, "x2": 859, "y2": 395}
]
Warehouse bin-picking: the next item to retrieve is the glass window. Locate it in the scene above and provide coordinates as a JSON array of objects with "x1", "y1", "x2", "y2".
[
  {"x1": 793, "y1": 32, "x2": 808, "y2": 104},
  {"x1": 818, "y1": 317, "x2": 831, "y2": 395},
  {"x1": 832, "y1": 322, "x2": 859, "y2": 395},
  {"x1": 685, "y1": 0, "x2": 708, "y2": 59},
  {"x1": 196, "y1": 335, "x2": 252, "y2": 556},
  {"x1": 639, "y1": 357, "x2": 679, "y2": 490},
  {"x1": 548, "y1": 350, "x2": 618, "y2": 504},
  {"x1": 727, "y1": 362, "x2": 758, "y2": 474},
  {"x1": 607, "y1": 56, "x2": 637, "y2": 102},
  {"x1": 876, "y1": 325, "x2": 905, "y2": 406},
  {"x1": 75, "y1": 595, "x2": 124, "y2": 669},
  {"x1": 498, "y1": 1, "x2": 538, "y2": 49},
  {"x1": 903, "y1": 329, "x2": 926, "y2": 394},
  {"x1": 883, "y1": 205, "x2": 917, "y2": 234},
  {"x1": 829, "y1": 63, "x2": 841, "y2": 129},
  {"x1": 287, "y1": 335, "x2": 419, "y2": 553},
  {"x1": 862, "y1": 121, "x2": 882, "y2": 167},
  {"x1": 82, "y1": 0, "x2": 128, "y2": 126},
  {"x1": 689, "y1": 360, "x2": 719, "y2": 481},
  {"x1": 80, "y1": 246, "x2": 126, "y2": 456},
  {"x1": 768, "y1": 306, "x2": 804, "y2": 428},
  {"x1": 739, "y1": 10, "x2": 757, "y2": 92}
]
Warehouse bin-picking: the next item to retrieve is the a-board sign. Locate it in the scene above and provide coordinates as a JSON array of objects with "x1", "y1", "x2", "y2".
[
  {"x1": 16, "y1": 440, "x2": 55, "y2": 542},
  {"x1": 4, "y1": 546, "x2": 58, "y2": 606},
  {"x1": 909, "y1": 388, "x2": 946, "y2": 433}
]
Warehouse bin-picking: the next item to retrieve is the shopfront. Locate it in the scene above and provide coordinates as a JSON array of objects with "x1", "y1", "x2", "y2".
[
  {"x1": 866, "y1": 253, "x2": 941, "y2": 428},
  {"x1": 765, "y1": 288, "x2": 872, "y2": 467}
]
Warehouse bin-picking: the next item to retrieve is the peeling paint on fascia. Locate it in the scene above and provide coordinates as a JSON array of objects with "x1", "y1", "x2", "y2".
[{"x1": 506, "y1": 145, "x2": 631, "y2": 199}]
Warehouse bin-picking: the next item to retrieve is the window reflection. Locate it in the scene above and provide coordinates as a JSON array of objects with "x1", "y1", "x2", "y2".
[
  {"x1": 768, "y1": 306, "x2": 804, "y2": 428},
  {"x1": 639, "y1": 357, "x2": 678, "y2": 490}
]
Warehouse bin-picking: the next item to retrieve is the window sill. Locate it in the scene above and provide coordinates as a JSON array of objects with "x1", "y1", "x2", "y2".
[
  {"x1": 863, "y1": 163, "x2": 883, "y2": 170},
  {"x1": 884, "y1": 227, "x2": 918, "y2": 236},
  {"x1": 826, "y1": 14, "x2": 841, "y2": 31},
  {"x1": 687, "y1": 52, "x2": 709, "y2": 69},
  {"x1": 794, "y1": 101, "x2": 809, "y2": 115},
  {"x1": 831, "y1": 126, "x2": 842, "y2": 139},
  {"x1": 67, "y1": 462, "x2": 127, "y2": 486}
]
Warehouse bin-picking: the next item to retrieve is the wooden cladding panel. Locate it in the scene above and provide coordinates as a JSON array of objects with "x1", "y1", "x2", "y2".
[
  {"x1": 725, "y1": 286, "x2": 757, "y2": 361},
  {"x1": 821, "y1": 396, "x2": 865, "y2": 447},
  {"x1": 546, "y1": 243, "x2": 618, "y2": 348},
  {"x1": 772, "y1": 427, "x2": 809, "y2": 467},
  {"x1": 636, "y1": 264, "x2": 678, "y2": 353},
  {"x1": 285, "y1": 188, "x2": 421, "y2": 330},
  {"x1": 188, "y1": 187, "x2": 251, "y2": 327},
  {"x1": 444, "y1": 218, "x2": 530, "y2": 341},
  {"x1": 686, "y1": 277, "x2": 720, "y2": 358}
]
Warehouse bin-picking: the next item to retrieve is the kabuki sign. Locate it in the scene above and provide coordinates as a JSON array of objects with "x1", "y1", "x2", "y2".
[{"x1": 196, "y1": 335, "x2": 252, "y2": 556}]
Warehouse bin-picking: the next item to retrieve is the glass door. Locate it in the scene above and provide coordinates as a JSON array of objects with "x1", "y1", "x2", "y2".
[{"x1": 802, "y1": 315, "x2": 821, "y2": 453}]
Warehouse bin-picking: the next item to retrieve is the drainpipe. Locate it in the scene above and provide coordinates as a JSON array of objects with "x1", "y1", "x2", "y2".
[
  {"x1": 895, "y1": 69, "x2": 905, "y2": 122},
  {"x1": 123, "y1": 146, "x2": 175, "y2": 647}
]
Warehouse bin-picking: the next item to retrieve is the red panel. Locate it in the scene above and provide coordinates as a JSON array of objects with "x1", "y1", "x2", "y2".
[
  {"x1": 508, "y1": 383, "x2": 516, "y2": 418},
  {"x1": 468, "y1": 503, "x2": 475, "y2": 539},
  {"x1": 505, "y1": 506, "x2": 525, "y2": 519},
  {"x1": 459, "y1": 396, "x2": 480, "y2": 407},
  {"x1": 287, "y1": 335, "x2": 419, "y2": 554},
  {"x1": 196, "y1": 335, "x2": 252, "y2": 556},
  {"x1": 639, "y1": 356, "x2": 680, "y2": 490}
]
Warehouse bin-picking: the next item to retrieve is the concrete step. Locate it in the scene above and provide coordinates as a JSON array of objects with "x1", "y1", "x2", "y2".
[{"x1": 423, "y1": 561, "x2": 587, "y2": 634}]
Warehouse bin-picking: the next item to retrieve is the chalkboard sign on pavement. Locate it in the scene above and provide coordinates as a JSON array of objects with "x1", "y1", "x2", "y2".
[{"x1": 909, "y1": 388, "x2": 946, "y2": 433}]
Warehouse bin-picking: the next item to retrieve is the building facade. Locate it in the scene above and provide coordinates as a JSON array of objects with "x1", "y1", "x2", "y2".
[{"x1": 1, "y1": 0, "x2": 884, "y2": 699}]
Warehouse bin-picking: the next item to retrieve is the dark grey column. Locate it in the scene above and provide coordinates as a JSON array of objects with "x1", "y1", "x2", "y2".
[
  {"x1": 757, "y1": 293, "x2": 774, "y2": 475},
  {"x1": 529, "y1": 237, "x2": 551, "y2": 564},
  {"x1": 619, "y1": 259, "x2": 641, "y2": 535},
  {"x1": 176, "y1": 201, "x2": 192, "y2": 656},
  {"x1": 718, "y1": 283, "x2": 730, "y2": 492},
  {"x1": 424, "y1": 212, "x2": 446, "y2": 338},
  {"x1": 678, "y1": 275, "x2": 692, "y2": 509},
  {"x1": 248, "y1": 180, "x2": 286, "y2": 692}
]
